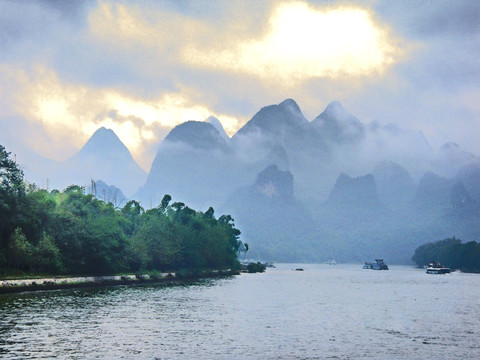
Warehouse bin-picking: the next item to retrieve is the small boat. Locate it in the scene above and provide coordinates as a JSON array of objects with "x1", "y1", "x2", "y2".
[
  {"x1": 294, "y1": 268, "x2": 304, "y2": 271},
  {"x1": 326, "y1": 259, "x2": 336, "y2": 265},
  {"x1": 426, "y1": 261, "x2": 450, "y2": 274},
  {"x1": 363, "y1": 259, "x2": 388, "y2": 270}
]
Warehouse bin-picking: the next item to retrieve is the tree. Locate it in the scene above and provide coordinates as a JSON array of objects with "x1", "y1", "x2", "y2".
[
  {"x1": 0, "y1": 145, "x2": 24, "y2": 194},
  {"x1": 0, "y1": 145, "x2": 25, "y2": 250},
  {"x1": 32, "y1": 232, "x2": 64, "y2": 274},
  {"x1": 160, "y1": 194, "x2": 172, "y2": 212},
  {"x1": 7, "y1": 227, "x2": 33, "y2": 270},
  {"x1": 130, "y1": 214, "x2": 181, "y2": 271},
  {"x1": 121, "y1": 200, "x2": 144, "y2": 236}
]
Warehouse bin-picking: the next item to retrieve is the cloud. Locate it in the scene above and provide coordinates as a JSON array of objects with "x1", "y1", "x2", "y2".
[
  {"x1": 0, "y1": 64, "x2": 243, "y2": 169},
  {"x1": 0, "y1": 0, "x2": 479, "y2": 171},
  {"x1": 183, "y1": 2, "x2": 402, "y2": 83}
]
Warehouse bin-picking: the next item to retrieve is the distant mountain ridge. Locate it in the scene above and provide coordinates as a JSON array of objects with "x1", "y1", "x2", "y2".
[
  {"x1": 11, "y1": 98, "x2": 480, "y2": 264},
  {"x1": 17, "y1": 127, "x2": 146, "y2": 197}
]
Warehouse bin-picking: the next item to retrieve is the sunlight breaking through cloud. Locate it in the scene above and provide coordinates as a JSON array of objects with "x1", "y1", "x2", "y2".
[
  {"x1": 184, "y1": 2, "x2": 401, "y2": 83},
  {"x1": 8, "y1": 66, "x2": 240, "y2": 168}
]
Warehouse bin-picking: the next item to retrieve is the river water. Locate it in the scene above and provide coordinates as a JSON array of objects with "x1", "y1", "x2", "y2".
[{"x1": 1, "y1": 264, "x2": 479, "y2": 359}]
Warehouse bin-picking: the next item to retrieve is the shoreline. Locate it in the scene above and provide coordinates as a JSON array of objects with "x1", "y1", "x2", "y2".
[{"x1": 0, "y1": 269, "x2": 238, "y2": 295}]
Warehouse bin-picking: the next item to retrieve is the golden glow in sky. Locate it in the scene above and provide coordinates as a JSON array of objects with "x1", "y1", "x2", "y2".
[
  {"x1": 11, "y1": 66, "x2": 241, "y2": 169},
  {"x1": 1, "y1": 0, "x2": 404, "y2": 169},
  {"x1": 185, "y1": 2, "x2": 400, "y2": 83}
]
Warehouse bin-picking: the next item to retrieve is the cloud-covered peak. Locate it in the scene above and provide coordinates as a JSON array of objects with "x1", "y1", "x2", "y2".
[
  {"x1": 323, "y1": 100, "x2": 346, "y2": 115},
  {"x1": 234, "y1": 99, "x2": 308, "y2": 138},
  {"x1": 312, "y1": 101, "x2": 364, "y2": 143},
  {"x1": 206, "y1": 116, "x2": 229, "y2": 141}
]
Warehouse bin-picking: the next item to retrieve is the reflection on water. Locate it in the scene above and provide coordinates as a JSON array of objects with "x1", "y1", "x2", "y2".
[{"x1": 1, "y1": 264, "x2": 480, "y2": 359}]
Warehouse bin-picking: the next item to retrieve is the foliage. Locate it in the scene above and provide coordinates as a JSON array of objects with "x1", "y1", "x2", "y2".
[
  {"x1": 412, "y1": 237, "x2": 480, "y2": 273},
  {"x1": 0, "y1": 143, "x2": 243, "y2": 276},
  {"x1": 246, "y1": 262, "x2": 267, "y2": 273}
]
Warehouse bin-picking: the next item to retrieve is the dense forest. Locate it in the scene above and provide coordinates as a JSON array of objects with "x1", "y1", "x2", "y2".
[
  {"x1": 0, "y1": 145, "x2": 244, "y2": 277},
  {"x1": 412, "y1": 237, "x2": 480, "y2": 273}
]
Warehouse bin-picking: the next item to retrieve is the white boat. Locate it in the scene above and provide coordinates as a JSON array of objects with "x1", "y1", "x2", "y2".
[
  {"x1": 426, "y1": 261, "x2": 450, "y2": 274},
  {"x1": 326, "y1": 259, "x2": 336, "y2": 265}
]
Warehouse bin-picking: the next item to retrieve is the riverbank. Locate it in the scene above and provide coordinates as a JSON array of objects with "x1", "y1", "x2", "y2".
[{"x1": 0, "y1": 269, "x2": 238, "y2": 295}]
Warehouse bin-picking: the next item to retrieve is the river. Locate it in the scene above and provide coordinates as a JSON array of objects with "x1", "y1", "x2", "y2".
[{"x1": 1, "y1": 264, "x2": 479, "y2": 359}]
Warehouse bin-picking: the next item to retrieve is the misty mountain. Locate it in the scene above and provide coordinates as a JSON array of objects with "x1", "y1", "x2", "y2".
[
  {"x1": 414, "y1": 171, "x2": 453, "y2": 212},
  {"x1": 134, "y1": 98, "x2": 479, "y2": 264},
  {"x1": 311, "y1": 100, "x2": 365, "y2": 144},
  {"x1": 87, "y1": 179, "x2": 128, "y2": 208},
  {"x1": 372, "y1": 161, "x2": 416, "y2": 211},
  {"x1": 136, "y1": 121, "x2": 240, "y2": 210},
  {"x1": 325, "y1": 173, "x2": 382, "y2": 209},
  {"x1": 233, "y1": 98, "x2": 309, "y2": 140},
  {"x1": 206, "y1": 116, "x2": 230, "y2": 141},
  {"x1": 454, "y1": 160, "x2": 480, "y2": 200},
  {"x1": 17, "y1": 127, "x2": 146, "y2": 196},
  {"x1": 56, "y1": 127, "x2": 147, "y2": 196},
  {"x1": 232, "y1": 98, "x2": 329, "y2": 166},
  {"x1": 232, "y1": 98, "x2": 332, "y2": 200},
  {"x1": 11, "y1": 97, "x2": 480, "y2": 264},
  {"x1": 164, "y1": 120, "x2": 231, "y2": 152},
  {"x1": 222, "y1": 165, "x2": 316, "y2": 262},
  {"x1": 434, "y1": 142, "x2": 477, "y2": 178},
  {"x1": 363, "y1": 121, "x2": 434, "y2": 180},
  {"x1": 16, "y1": 149, "x2": 59, "y2": 189}
]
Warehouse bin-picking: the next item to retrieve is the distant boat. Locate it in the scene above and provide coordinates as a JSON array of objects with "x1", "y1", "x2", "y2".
[
  {"x1": 326, "y1": 259, "x2": 336, "y2": 265},
  {"x1": 294, "y1": 268, "x2": 304, "y2": 271},
  {"x1": 363, "y1": 259, "x2": 389, "y2": 270},
  {"x1": 426, "y1": 261, "x2": 450, "y2": 274}
]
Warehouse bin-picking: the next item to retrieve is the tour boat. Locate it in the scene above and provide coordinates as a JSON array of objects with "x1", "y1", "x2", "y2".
[
  {"x1": 363, "y1": 259, "x2": 388, "y2": 270},
  {"x1": 426, "y1": 262, "x2": 451, "y2": 274}
]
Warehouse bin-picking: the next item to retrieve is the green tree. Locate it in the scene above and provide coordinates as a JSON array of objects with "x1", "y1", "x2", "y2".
[
  {"x1": 0, "y1": 145, "x2": 25, "y2": 250},
  {"x1": 32, "y1": 232, "x2": 64, "y2": 274},
  {"x1": 130, "y1": 213, "x2": 181, "y2": 271},
  {"x1": 7, "y1": 227, "x2": 33, "y2": 270}
]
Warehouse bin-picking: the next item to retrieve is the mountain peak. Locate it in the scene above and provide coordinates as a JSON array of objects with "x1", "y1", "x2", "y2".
[
  {"x1": 316, "y1": 100, "x2": 357, "y2": 123},
  {"x1": 254, "y1": 164, "x2": 294, "y2": 198},
  {"x1": 326, "y1": 173, "x2": 380, "y2": 208},
  {"x1": 323, "y1": 100, "x2": 346, "y2": 115},
  {"x1": 206, "y1": 116, "x2": 229, "y2": 141},
  {"x1": 233, "y1": 99, "x2": 308, "y2": 139},
  {"x1": 312, "y1": 101, "x2": 364, "y2": 143},
  {"x1": 279, "y1": 98, "x2": 302, "y2": 113},
  {"x1": 165, "y1": 120, "x2": 229, "y2": 151},
  {"x1": 80, "y1": 127, "x2": 130, "y2": 156}
]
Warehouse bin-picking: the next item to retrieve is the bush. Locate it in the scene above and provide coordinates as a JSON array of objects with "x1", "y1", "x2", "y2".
[{"x1": 246, "y1": 262, "x2": 266, "y2": 273}]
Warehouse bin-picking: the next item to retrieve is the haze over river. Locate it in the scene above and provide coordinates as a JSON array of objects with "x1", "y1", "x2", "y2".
[{"x1": 1, "y1": 264, "x2": 479, "y2": 359}]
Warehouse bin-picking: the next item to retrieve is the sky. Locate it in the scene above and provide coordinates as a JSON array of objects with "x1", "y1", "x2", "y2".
[{"x1": 0, "y1": 0, "x2": 479, "y2": 170}]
